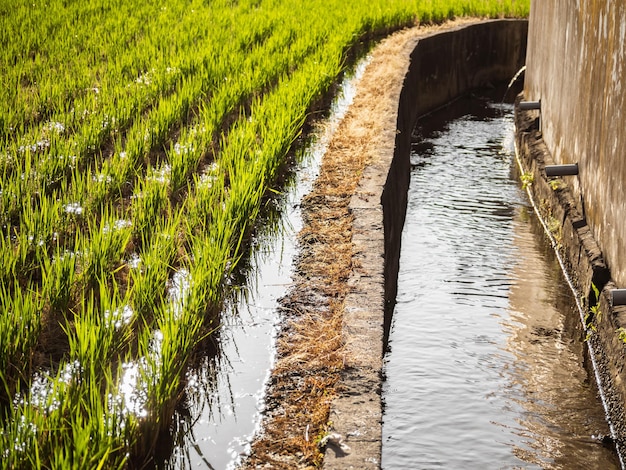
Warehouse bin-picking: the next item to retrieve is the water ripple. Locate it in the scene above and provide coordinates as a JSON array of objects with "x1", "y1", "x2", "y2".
[{"x1": 382, "y1": 91, "x2": 618, "y2": 469}]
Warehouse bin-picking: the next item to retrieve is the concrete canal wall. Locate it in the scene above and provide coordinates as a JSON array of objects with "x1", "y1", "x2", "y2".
[
  {"x1": 324, "y1": 19, "x2": 528, "y2": 469},
  {"x1": 524, "y1": 1, "x2": 626, "y2": 289},
  {"x1": 383, "y1": 18, "x2": 528, "y2": 326},
  {"x1": 516, "y1": 0, "x2": 626, "y2": 458}
]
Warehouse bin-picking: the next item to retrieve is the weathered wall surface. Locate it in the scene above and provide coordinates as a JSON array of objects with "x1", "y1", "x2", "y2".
[
  {"x1": 515, "y1": 104, "x2": 626, "y2": 461},
  {"x1": 524, "y1": 0, "x2": 626, "y2": 288},
  {"x1": 518, "y1": 0, "x2": 626, "y2": 457}
]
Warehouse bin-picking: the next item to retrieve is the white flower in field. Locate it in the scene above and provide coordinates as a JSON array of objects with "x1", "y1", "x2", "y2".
[
  {"x1": 114, "y1": 219, "x2": 132, "y2": 230},
  {"x1": 205, "y1": 161, "x2": 219, "y2": 173},
  {"x1": 101, "y1": 115, "x2": 115, "y2": 130},
  {"x1": 27, "y1": 235, "x2": 45, "y2": 247},
  {"x1": 93, "y1": 172, "x2": 112, "y2": 184},
  {"x1": 18, "y1": 139, "x2": 50, "y2": 154},
  {"x1": 173, "y1": 141, "x2": 194, "y2": 155},
  {"x1": 135, "y1": 75, "x2": 151, "y2": 85},
  {"x1": 52, "y1": 250, "x2": 76, "y2": 264},
  {"x1": 198, "y1": 172, "x2": 216, "y2": 189},
  {"x1": 127, "y1": 252, "x2": 141, "y2": 269},
  {"x1": 189, "y1": 124, "x2": 206, "y2": 137},
  {"x1": 103, "y1": 219, "x2": 132, "y2": 233},
  {"x1": 135, "y1": 68, "x2": 155, "y2": 86},
  {"x1": 148, "y1": 164, "x2": 171, "y2": 184}
]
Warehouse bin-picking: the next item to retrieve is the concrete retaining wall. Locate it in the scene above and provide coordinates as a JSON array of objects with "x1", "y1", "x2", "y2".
[
  {"x1": 383, "y1": 19, "x2": 528, "y2": 335},
  {"x1": 524, "y1": 0, "x2": 626, "y2": 289},
  {"x1": 515, "y1": 104, "x2": 626, "y2": 461},
  {"x1": 519, "y1": 1, "x2": 626, "y2": 458}
]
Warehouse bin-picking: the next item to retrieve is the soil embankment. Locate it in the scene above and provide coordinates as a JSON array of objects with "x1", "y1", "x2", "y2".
[{"x1": 241, "y1": 18, "x2": 528, "y2": 469}]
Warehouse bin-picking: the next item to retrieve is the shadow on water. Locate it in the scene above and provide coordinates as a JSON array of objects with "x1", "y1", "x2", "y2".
[{"x1": 382, "y1": 84, "x2": 620, "y2": 469}]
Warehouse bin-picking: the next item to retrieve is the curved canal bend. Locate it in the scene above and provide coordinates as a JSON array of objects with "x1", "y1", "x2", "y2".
[{"x1": 382, "y1": 90, "x2": 620, "y2": 468}]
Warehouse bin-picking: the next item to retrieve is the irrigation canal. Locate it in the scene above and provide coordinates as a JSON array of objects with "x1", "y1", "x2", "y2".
[
  {"x1": 381, "y1": 90, "x2": 620, "y2": 468},
  {"x1": 159, "y1": 72, "x2": 620, "y2": 468}
]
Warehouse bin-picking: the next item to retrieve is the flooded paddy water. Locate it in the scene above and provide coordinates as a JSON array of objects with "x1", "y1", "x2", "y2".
[
  {"x1": 382, "y1": 90, "x2": 621, "y2": 469},
  {"x1": 160, "y1": 60, "x2": 369, "y2": 470}
]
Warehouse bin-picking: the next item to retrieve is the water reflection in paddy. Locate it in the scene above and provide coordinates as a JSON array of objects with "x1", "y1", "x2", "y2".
[
  {"x1": 382, "y1": 90, "x2": 619, "y2": 469},
  {"x1": 160, "y1": 59, "x2": 369, "y2": 470}
]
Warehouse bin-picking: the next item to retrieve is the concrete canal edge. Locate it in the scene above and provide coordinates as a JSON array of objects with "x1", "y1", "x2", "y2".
[{"x1": 322, "y1": 19, "x2": 528, "y2": 469}]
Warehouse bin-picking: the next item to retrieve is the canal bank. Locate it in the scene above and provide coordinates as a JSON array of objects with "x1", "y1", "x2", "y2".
[
  {"x1": 323, "y1": 18, "x2": 529, "y2": 470},
  {"x1": 241, "y1": 13, "x2": 626, "y2": 469}
]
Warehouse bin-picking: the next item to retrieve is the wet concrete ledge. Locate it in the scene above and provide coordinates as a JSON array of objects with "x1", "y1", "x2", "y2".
[
  {"x1": 323, "y1": 19, "x2": 527, "y2": 469},
  {"x1": 515, "y1": 104, "x2": 626, "y2": 462}
]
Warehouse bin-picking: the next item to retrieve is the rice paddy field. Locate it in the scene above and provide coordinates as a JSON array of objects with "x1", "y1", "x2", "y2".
[{"x1": 0, "y1": 0, "x2": 528, "y2": 467}]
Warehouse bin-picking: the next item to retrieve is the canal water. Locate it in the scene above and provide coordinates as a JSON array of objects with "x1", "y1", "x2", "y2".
[{"x1": 381, "y1": 90, "x2": 620, "y2": 469}]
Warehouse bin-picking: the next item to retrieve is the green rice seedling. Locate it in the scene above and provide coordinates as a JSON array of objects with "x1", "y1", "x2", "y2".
[
  {"x1": 41, "y1": 239, "x2": 78, "y2": 314},
  {"x1": 185, "y1": 163, "x2": 224, "y2": 232},
  {"x1": 131, "y1": 177, "x2": 170, "y2": 244},
  {"x1": 133, "y1": 286, "x2": 206, "y2": 456},
  {"x1": 66, "y1": 278, "x2": 133, "y2": 373},
  {"x1": 0, "y1": 282, "x2": 42, "y2": 401},
  {"x1": 19, "y1": 189, "x2": 62, "y2": 257},
  {"x1": 96, "y1": 150, "x2": 136, "y2": 199},
  {"x1": 7, "y1": 189, "x2": 61, "y2": 287},
  {"x1": 0, "y1": 238, "x2": 18, "y2": 291},
  {"x1": 168, "y1": 136, "x2": 203, "y2": 196},
  {"x1": 79, "y1": 207, "x2": 132, "y2": 294},
  {"x1": 2, "y1": 361, "x2": 130, "y2": 470},
  {"x1": 129, "y1": 217, "x2": 181, "y2": 325},
  {"x1": 186, "y1": 224, "x2": 237, "y2": 316}
]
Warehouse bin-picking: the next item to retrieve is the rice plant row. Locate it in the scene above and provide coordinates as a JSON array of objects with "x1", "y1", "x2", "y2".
[{"x1": 0, "y1": 0, "x2": 529, "y2": 467}]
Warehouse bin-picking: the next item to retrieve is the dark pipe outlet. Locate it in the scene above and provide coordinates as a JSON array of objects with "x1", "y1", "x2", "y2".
[
  {"x1": 612, "y1": 289, "x2": 626, "y2": 306},
  {"x1": 546, "y1": 163, "x2": 579, "y2": 177},
  {"x1": 519, "y1": 100, "x2": 541, "y2": 110}
]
